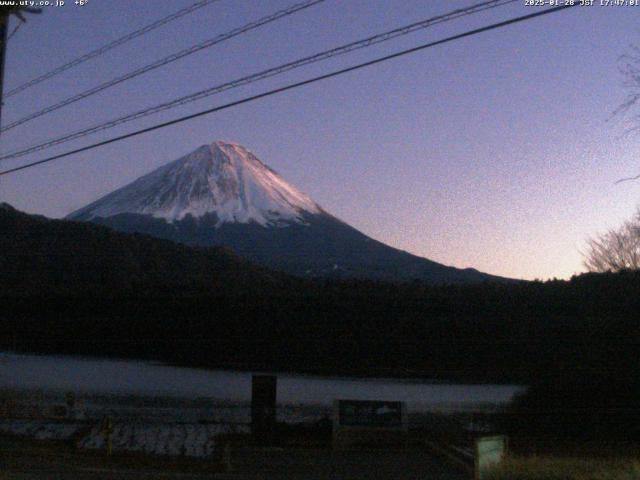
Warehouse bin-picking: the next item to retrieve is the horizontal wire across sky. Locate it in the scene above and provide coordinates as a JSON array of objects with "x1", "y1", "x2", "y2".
[{"x1": 0, "y1": 0, "x2": 516, "y2": 163}]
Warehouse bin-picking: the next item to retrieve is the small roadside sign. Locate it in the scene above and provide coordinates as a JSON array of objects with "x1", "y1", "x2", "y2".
[
  {"x1": 333, "y1": 400, "x2": 407, "y2": 449},
  {"x1": 338, "y1": 400, "x2": 404, "y2": 427},
  {"x1": 474, "y1": 435, "x2": 508, "y2": 480}
]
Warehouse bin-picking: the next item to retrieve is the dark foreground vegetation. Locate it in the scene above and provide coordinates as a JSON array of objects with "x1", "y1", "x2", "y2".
[
  {"x1": 485, "y1": 457, "x2": 640, "y2": 480},
  {"x1": 1, "y1": 203, "x2": 639, "y2": 440}
]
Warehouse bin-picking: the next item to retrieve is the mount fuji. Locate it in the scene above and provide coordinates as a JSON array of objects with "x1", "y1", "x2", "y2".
[{"x1": 68, "y1": 141, "x2": 508, "y2": 283}]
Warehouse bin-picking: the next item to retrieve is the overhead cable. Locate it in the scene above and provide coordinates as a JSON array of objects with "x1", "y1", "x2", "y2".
[
  {"x1": 0, "y1": 0, "x2": 515, "y2": 161},
  {"x1": 0, "y1": 4, "x2": 578, "y2": 177},
  {"x1": 3, "y1": 0, "x2": 223, "y2": 98}
]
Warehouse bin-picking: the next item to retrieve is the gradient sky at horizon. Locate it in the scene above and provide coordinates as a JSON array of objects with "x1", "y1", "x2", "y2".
[{"x1": 1, "y1": 0, "x2": 639, "y2": 281}]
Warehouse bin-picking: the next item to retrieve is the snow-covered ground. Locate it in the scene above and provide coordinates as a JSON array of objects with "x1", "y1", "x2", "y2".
[
  {"x1": 0, "y1": 420, "x2": 83, "y2": 441},
  {"x1": 0, "y1": 419, "x2": 249, "y2": 458},
  {"x1": 77, "y1": 422, "x2": 248, "y2": 457}
]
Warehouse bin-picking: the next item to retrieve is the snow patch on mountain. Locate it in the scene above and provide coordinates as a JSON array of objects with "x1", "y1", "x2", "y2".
[{"x1": 67, "y1": 141, "x2": 321, "y2": 226}]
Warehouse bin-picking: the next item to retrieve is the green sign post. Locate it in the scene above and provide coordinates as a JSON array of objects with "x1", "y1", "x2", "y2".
[{"x1": 474, "y1": 435, "x2": 508, "y2": 480}]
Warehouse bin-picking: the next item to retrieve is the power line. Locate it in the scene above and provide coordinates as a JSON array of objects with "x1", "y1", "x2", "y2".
[
  {"x1": 0, "y1": 4, "x2": 578, "y2": 178},
  {"x1": 6, "y1": 21, "x2": 21, "y2": 42},
  {"x1": 3, "y1": 0, "x2": 222, "y2": 99},
  {"x1": 0, "y1": 0, "x2": 324, "y2": 133},
  {"x1": 0, "y1": 0, "x2": 516, "y2": 161}
]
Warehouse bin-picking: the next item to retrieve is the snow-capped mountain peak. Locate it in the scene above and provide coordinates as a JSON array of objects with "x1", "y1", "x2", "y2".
[{"x1": 68, "y1": 141, "x2": 321, "y2": 226}]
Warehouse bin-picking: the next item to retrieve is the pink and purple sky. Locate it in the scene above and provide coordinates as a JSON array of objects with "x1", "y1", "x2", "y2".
[{"x1": 1, "y1": 0, "x2": 639, "y2": 280}]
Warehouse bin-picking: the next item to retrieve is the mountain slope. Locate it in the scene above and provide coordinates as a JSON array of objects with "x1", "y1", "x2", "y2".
[
  {"x1": 0, "y1": 202, "x2": 282, "y2": 297},
  {"x1": 68, "y1": 141, "x2": 511, "y2": 284},
  {"x1": 69, "y1": 142, "x2": 320, "y2": 226}
]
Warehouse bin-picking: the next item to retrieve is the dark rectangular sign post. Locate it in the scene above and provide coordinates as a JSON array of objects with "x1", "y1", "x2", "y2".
[{"x1": 251, "y1": 375, "x2": 277, "y2": 444}]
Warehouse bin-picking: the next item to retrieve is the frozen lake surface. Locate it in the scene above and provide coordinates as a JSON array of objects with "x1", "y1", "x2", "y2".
[{"x1": 0, "y1": 352, "x2": 523, "y2": 410}]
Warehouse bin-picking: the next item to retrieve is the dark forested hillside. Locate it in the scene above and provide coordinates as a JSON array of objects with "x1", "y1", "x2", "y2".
[
  {"x1": 1, "y1": 203, "x2": 639, "y2": 390},
  {"x1": 0, "y1": 203, "x2": 288, "y2": 297}
]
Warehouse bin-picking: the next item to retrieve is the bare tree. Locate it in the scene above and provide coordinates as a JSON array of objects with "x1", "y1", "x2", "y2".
[
  {"x1": 614, "y1": 47, "x2": 640, "y2": 183},
  {"x1": 587, "y1": 50, "x2": 640, "y2": 271},
  {"x1": 617, "y1": 46, "x2": 640, "y2": 129},
  {"x1": 583, "y1": 208, "x2": 640, "y2": 272}
]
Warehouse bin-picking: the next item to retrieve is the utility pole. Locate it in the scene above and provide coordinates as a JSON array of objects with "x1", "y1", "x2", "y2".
[
  {"x1": 0, "y1": 7, "x2": 41, "y2": 134},
  {"x1": 0, "y1": 10, "x2": 10, "y2": 132}
]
